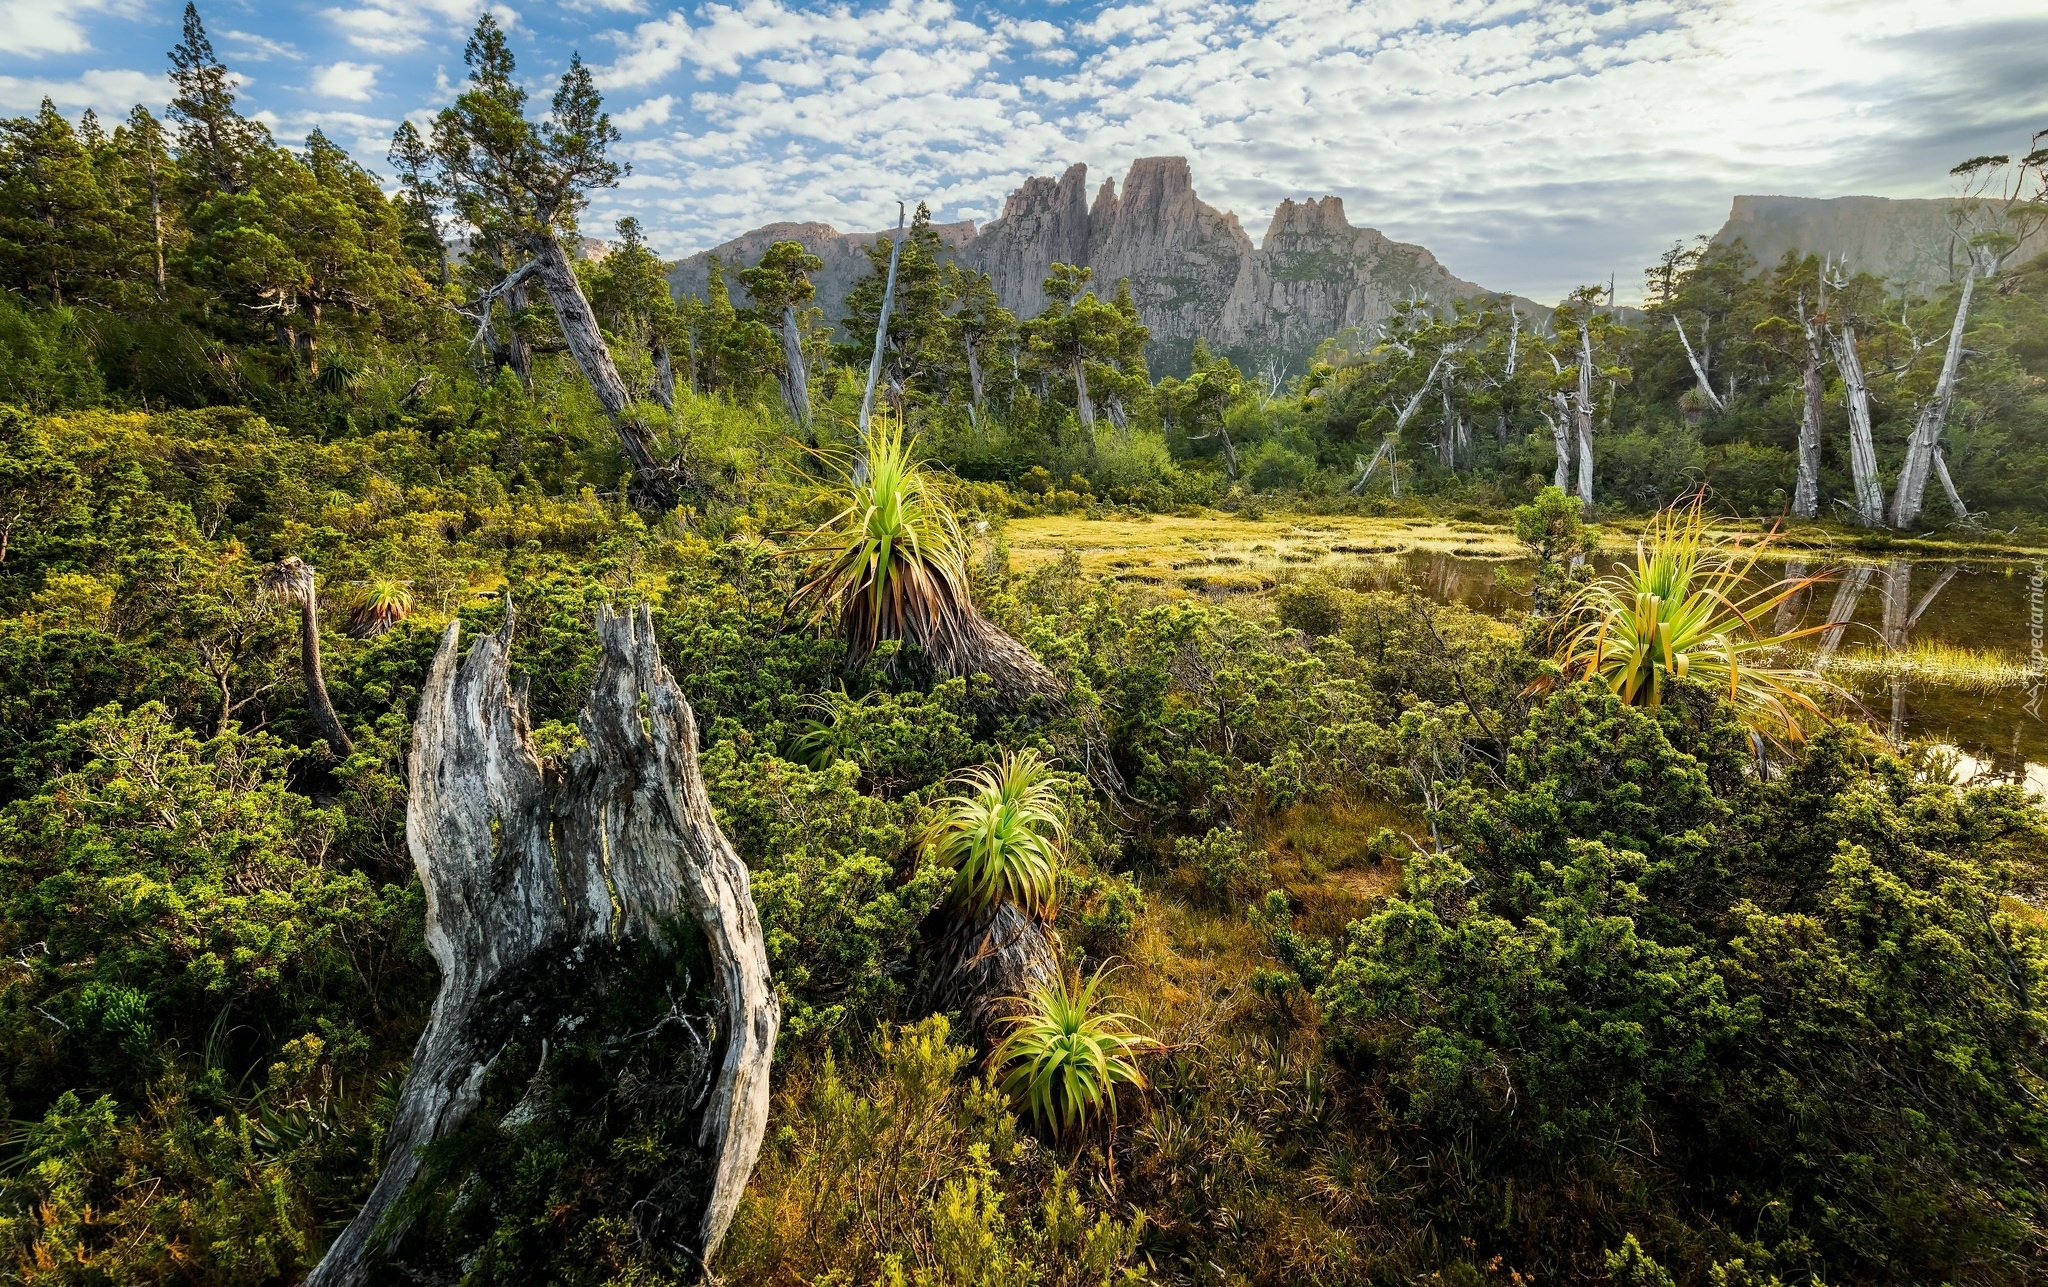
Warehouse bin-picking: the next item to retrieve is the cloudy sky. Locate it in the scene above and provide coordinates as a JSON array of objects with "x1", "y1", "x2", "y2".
[{"x1": 5, "y1": 0, "x2": 2045, "y2": 301}]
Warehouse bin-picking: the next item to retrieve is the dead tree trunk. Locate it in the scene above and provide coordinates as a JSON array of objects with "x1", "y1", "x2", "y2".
[
  {"x1": 652, "y1": 341, "x2": 676, "y2": 412},
  {"x1": 523, "y1": 232, "x2": 672, "y2": 507},
  {"x1": 780, "y1": 305, "x2": 810, "y2": 427},
  {"x1": 1774, "y1": 558, "x2": 1812, "y2": 635},
  {"x1": 1673, "y1": 314, "x2": 1727, "y2": 414},
  {"x1": 1889, "y1": 264, "x2": 1977, "y2": 529},
  {"x1": 965, "y1": 335, "x2": 986, "y2": 417},
  {"x1": 1827, "y1": 325, "x2": 1888, "y2": 527},
  {"x1": 1932, "y1": 445, "x2": 1976, "y2": 525},
  {"x1": 1794, "y1": 290, "x2": 1825, "y2": 519},
  {"x1": 860, "y1": 205, "x2": 906, "y2": 436},
  {"x1": 306, "y1": 605, "x2": 778, "y2": 1287},
  {"x1": 1574, "y1": 322, "x2": 1596, "y2": 511}
]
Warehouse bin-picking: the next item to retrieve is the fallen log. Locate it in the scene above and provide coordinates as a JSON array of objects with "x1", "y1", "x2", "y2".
[{"x1": 307, "y1": 603, "x2": 778, "y2": 1285}]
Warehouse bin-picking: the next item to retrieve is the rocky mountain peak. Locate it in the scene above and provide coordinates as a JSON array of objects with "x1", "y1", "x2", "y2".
[{"x1": 667, "y1": 156, "x2": 1492, "y2": 372}]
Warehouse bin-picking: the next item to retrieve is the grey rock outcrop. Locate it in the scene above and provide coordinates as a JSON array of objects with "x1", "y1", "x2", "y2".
[
  {"x1": 1711, "y1": 194, "x2": 2048, "y2": 296},
  {"x1": 666, "y1": 157, "x2": 1493, "y2": 372}
]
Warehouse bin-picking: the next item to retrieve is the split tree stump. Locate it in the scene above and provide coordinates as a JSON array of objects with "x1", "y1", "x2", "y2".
[{"x1": 307, "y1": 604, "x2": 778, "y2": 1286}]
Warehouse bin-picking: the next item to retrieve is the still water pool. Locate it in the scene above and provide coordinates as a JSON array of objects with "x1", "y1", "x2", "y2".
[{"x1": 1365, "y1": 550, "x2": 2048, "y2": 789}]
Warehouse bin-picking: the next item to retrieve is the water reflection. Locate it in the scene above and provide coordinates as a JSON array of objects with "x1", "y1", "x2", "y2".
[{"x1": 1372, "y1": 549, "x2": 2048, "y2": 786}]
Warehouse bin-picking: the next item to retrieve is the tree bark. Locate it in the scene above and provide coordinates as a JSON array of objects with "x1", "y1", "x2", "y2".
[
  {"x1": 1888, "y1": 266, "x2": 1976, "y2": 529},
  {"x1": 1932, "y1": 445, "x2": 1974, "y2": 525},
  {"x1": 1074, "y1": 358, "x2": 1096, "y2": 432},
  {"x1": 524, "y1": 232, "x2": 670, "y2": 505},
  {"x1": 1774, "y1": 558, "x2": 1811, "y2": 636},
  {"x1": 1547, "y1": 400, "x2": 1571, "y2": 492},
  {"x1": 306, "y1": 605, "x2": 778, "y2": 1286},
  {"x1": 1827, "y1": 325, "x2": 1887, "y2": 527}
]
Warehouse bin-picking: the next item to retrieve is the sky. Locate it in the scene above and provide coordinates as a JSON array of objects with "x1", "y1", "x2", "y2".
[{"x1": 5, "y1": 0, "x2": 2045, "y2": 303}]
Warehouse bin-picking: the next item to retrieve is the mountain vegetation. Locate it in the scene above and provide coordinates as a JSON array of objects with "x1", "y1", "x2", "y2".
[{"x1": 2, "y1": 9, "x2": 2047, "y2": 1286}]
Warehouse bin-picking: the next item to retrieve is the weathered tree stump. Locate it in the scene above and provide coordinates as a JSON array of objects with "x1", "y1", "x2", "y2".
[{"x1": 307, "y1": 604, "x2": 778, "y2": 1286}]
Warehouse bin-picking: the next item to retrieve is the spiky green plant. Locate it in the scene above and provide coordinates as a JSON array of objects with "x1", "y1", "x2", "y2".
[
  {"x1": 926, "y1": 749, "x2": 1066, "y2": 919},
  {"x1": 993, "y1": 967, "x2": 1153, "y2": 1135},
  {"x1": 1532, "y1": 496, "x2": 1835, "y2": 742},
  {"x1": 797, "y1": 413, "x2": 975, "y2": 670},
  {"x1": 346, "y1": 579, "x2": 414, "y2": 639}
]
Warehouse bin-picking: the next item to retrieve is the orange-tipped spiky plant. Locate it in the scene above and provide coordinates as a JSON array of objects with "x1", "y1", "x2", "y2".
[
  {"x1": 1530, "y1": 495, "x2": 1837, "y2": 744},
  {"x1": 347, "y1": 579, "x2": 414, "y2": 639}
]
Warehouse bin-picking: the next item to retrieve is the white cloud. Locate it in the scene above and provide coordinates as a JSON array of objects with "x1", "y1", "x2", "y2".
[
  {"x1": 0, "y1": 67, "x2": 166, "y2": 116},
  {"x1": 321, "y1": 0, "x2": 483, "y2": 56},
  {"x1": 224, "y1": 30, "x2": 305, "y2": 62},
  {"x1": 314, "y1": 61, "x2": 382, "y2": 101},
  {"x1": 614, "y1": 93, "x2": 674, "y2": 130},
  {"x1": 0, "y1": 0, "x2": 138, "y2": 58},
  {"x1": 9, "y1": 0, "x2": 2044, "y2": 306}
]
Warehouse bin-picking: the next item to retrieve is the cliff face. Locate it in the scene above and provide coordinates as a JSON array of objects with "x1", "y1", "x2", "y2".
[
  {"x1": 1711, "y1": 194, "x2": 2048, "y2": 296},
  {"x1": 666, "y1": 158, "x2": 1491, "y2": 372}
]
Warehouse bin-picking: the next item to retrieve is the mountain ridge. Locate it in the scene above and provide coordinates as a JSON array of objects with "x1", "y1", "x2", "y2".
[{"x1": 666, "y1": 157, "x2": 1491, "y2": 374}]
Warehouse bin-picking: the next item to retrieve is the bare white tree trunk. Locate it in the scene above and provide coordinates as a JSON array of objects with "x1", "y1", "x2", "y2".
[
  {"x1": 307, "y1": 605, "x2": 778, "y2": 1287},
  {"x1": 1497, "y1": 299, "x2": 1520, "y2": 448},
  {"x1": 1888, "y1": 266, "x2": 1977, "y2": 529},
  {"x1": 860, "y1": 205, "x2": 906, "y2": 435},
  {"x1": 1673, "y1": 314, "x2": 1727, "y2": 413},
  {"x1": 964, "y1": 335, "x2": 985, "y2": 415},
  {"x1": 525, "y1": 233, "x2": 669, "y2": 503},
  {"x1": 1073, "y1": 357, "x2": 1096, "y2": 431},
  {"x1": 780, "y1": 305, "x2": 810, "y2": 426},
  {"x1": 1546, "y1": 399, "x2": 1571, "y2": 492},
  {"x1": 1794, "y1": 290, "x2": 1824, "y2": 519},
  {"x1": 1827, "y1": 325, "x2": 1888, "y2": 527},
  {"x1": 1437, "y1": 381, "x2": 1456, "y2": 469},
  {"x1": 1575, "y1": 322, "x2": 1596, "y2": 510},
  {"x1": 1932, "y1": 446, "x2": 1974, "y2": 525}
]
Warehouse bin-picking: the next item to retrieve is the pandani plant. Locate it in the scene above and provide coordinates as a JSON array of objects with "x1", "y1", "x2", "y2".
[
  {"x1": 928, "y1": 748, "x2": 1066, "y2": 920},
  {"x1": 924, "y1": 749, "x2": 1069, "y2": 1036},
  {"x1": 993, "y1": 965, "x2": 1154, "y2": 1136},
  {"x1": 1529, "y1": 495, "x2": 1836, "y2": 744},
  {"x1": 796, "y1": 413, "x2": 1060, "y2": 708},
  {"x1": 346, "y1": 579, "x2": 414, "y2": 639}
]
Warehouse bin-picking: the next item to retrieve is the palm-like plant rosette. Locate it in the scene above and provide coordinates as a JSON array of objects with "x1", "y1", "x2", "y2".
[
  {"x1": 1534, "y1": 496, "x2": 1838, "y2": 742},
  {"x1": 993, "y1": 966, "x2": 1154, "y2": 1135},
  {"x1": 926, "y1": 749, "x2": 1067, "y2": 920},
  {"x1": 796, "y1": 414, "x2": 976, "y2": 670}
]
